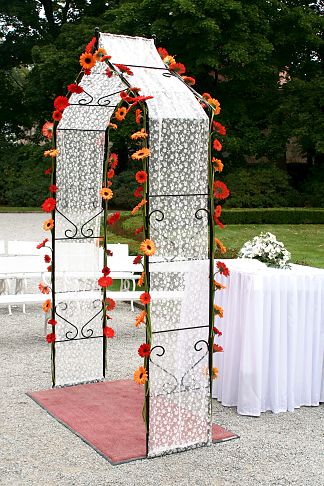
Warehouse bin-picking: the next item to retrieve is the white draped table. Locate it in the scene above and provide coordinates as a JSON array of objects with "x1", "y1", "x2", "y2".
[{"x1": 212, "y1": 259, "x2": 324, "y2": 416}]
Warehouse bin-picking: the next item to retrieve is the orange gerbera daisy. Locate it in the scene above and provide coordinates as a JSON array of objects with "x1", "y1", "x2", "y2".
[
  {"x1": 215, "y1": 238, "x2": 227, "y2": 254},
  {"x1": 115, "y1": 107, "x2": 127, "y2": 121},
  {"x1": 211, "y1": 367, "x2": 219, "y2": 380},
  {"x1": 134, "y1": 366, "x2": 148, "y2": 385},
  {"x1": 131, "y1": 148, "x2": 150, "y2": 160},
  {"x1": 135, "y1": 171, "x2": 148, "y2": 184},
  {"x1": 131, "y1": 198, "x2": 147, "y2": 215},
  {"x1": 208, "y1": 98, "x2": 221, "y2": 115},
  {"x1": 213, "y1": 181, "x2": 230, "y2": 200},
  {"x1": 94, "y1": 47, "x2": 107, "y2": 61},
  {"x1": 140, "y1": 239, "x2": 156, "y2": 256},
  {"x1": 135, "y1": 310, "x2": 146, "y2": 328},
  {"x1": 43, "y1": 219, "x2": 54, "y2": 231},
  {"x1": 163, "y1": 55, "x2": 176, "y2": 65},
  {"x1": 79, "y1": 52, "x2": 96, "y2": 69},
  {"x1": 41, "y1": 121, "x2": 54, "y2": 140},
  {"x1": 131, "y1": 128, "x2": 148, "y2": 140},
  {"x1": 214, "y1": 280, "x2": 226, "y2": 291},
  {"x1": 100, "y1": 187, "x2": 113, "y2": 200},
  {"x1": 44, "y1": 149, "x2": 59, "y2": 158},
  {"x1": 212, "y1": 158, "x2": 224, "y2": 172},
  {"x1": 38, "y1": 282, "x2": 50, "y2": 294},
  {"x1": 42, "y1": 299, "x2": 52, "y2": 313},
  {"x1": 108, "y1": 123, "x2": 117, "y2": 130},
  {"x1": 214, "y1": 304, "x2": 224, "y2": 318},
  {"x1": 182, "y1": 76, "x2": 196, "y2": 86},
  {"x1": 137, "y1": 271, "x2": 145, "y2": 287}
]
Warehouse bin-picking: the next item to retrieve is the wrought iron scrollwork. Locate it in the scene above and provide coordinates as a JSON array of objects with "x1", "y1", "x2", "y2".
[
  {"x1": 149, "y1": 345, "x2": 179, "y2": 394},
  {"x1": 55, "y1": 208, "x2": 78, "y2": 239},
  {"x1": 55, "y1": 299, "x2": 103, "y2": 341},
  {"x1": 80, "y1": 208, "x2": 104, "y2": 237},
  {"x1": 55, "y1": 207, "x2": 103, "y2": 239},
  {"x1": 77, "y1": 89, "x2": 94, "y2": 105}
]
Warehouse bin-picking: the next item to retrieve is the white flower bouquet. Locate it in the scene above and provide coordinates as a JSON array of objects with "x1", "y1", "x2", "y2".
[{"x1": 238, "y1": 232, "x2": 291, "y2": 269}]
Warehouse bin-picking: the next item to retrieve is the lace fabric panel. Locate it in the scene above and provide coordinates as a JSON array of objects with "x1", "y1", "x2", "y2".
[
  {"x1": 100, "y1": 34, "x2": 211, "y2": 456},
  {"x1": 54, "y1": 61, "x2": 125, "y2": 387}
]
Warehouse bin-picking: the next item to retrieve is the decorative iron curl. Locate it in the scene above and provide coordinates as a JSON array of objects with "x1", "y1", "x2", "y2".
[
  {"x1": 149, "y1": 345, "x2": 179, "y2": 395},
  {"x1": 180, "y1": 340, "x2": 209, "y2": 388},
  {"x1": 55, "y1": 302, "x2": 79, "y2": 340},
  {"x1": 97, "y1": 95, "x2": 112, "y2": 106},
  {"x1": 77, "y1": 89, "x2": 94, "y2": 105},
  {"x1": 162, "y1": 71, "x2": 172, "y2": 78},
  {"x1": 80, "y1": 299, "x2": 103, "y2": 338},
  {"x1": 148, "y1": 209, "x2": 165, "y2": 223},
  {"x1": 55, "y1": 208, "x2": 78, "y2": 239},
  {"x1": 80, "y1": 208, "x2": 104, "y2": 238},
  {"x1": 194, "y1": 208, "x2": 210, "y2": 223}
]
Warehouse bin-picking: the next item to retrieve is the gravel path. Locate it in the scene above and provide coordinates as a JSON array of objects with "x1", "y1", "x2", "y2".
[
  {"x1": 0, "y1": 214, "x2": 323, "y2": 485},
  {"x1": 1, "y1": 303, "x2": 323, "y2": 486}
]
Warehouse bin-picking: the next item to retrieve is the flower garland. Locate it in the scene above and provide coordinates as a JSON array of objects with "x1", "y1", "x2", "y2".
[{"x1": 38, "y1": 35, "x2": 231, "y2": 405}]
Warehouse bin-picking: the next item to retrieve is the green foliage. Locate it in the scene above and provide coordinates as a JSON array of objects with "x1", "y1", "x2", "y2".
[
  {"x1": 0, "y1": 139, "x2": 49, "y2": 207},
  {"x1": 222, "y1": 166, "x2": 302, "y2": 208},
  {"x1": 221, "y1": 208, "x2": 324, "y2": 225}
]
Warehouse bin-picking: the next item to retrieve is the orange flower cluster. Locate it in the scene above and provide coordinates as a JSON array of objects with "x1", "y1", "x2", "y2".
[{"x1": 131, "y1": 198, "x2": 147, "y2": 215}]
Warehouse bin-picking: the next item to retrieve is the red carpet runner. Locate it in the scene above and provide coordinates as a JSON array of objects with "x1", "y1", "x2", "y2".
[{"x1": 28, "y1": 380, "x2": 238, "y2": 464}]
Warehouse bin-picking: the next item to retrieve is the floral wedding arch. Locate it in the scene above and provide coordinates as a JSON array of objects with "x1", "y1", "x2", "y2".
[{"x1": 37, "y1": 31, "x2": 230, "y2": 458}]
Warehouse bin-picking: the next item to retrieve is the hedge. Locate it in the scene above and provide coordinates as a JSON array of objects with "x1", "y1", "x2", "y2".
[{"x1": 221, "y1": 208, "x2": 324, "y2": 224}]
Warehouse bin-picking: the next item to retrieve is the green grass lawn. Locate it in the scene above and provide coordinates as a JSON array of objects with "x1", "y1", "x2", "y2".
[{"x1": 119, "y1": 213, "x2": 324, "y2": 268}]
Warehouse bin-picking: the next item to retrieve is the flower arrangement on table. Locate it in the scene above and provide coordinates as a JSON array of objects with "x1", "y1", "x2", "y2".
[
  {"x1": 238, "y1": 232, "x2": 291, "y2": 269},
  {"x1": 36, "y1": 34, "x2": 231, "y2": 407}
]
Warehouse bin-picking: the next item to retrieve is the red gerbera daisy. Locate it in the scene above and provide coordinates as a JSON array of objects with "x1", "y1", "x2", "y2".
[
  {"x1": 48, "y1": 318, "x2": 57, "y2": 326},
  {"x1": 107, "y1": 212, "x2": 120, "y2": 225},
  {"x1": 158, "y1": 47, "x2": 169, "y2": 59},
  {"x1": 133, "y1": 255, "x2": 142, "y2": 265},
  {"x1": 49, "y1": 184, "x2": 58, "y2": 193},
  {"x1": 213, "y1": 327, "x2": 223, "y2": 337},
  {"x1": 213, "y1": 181, "x2": 230, "y2": 200},
  {"x1": 107, "y1": 168, "x2": 115, "y2": 179},
  {"x1": 44, "y1": 167, "x2": 52, "y2": 175},
  {"x1": 169, "y1": 62, "x2": 186, "y2": 75},
  {"x1": 84, "y1": 68, "x2": 91, "y2": 75},
  {"x1": 182, "y1": 76, "x2": 196, "y2": 86},
  {"x1": 115, "y1": 63, "x2": 133, "y2": 75},
  {"x1": 36, "y1": 238, "x2": 48, "y2": 249},
  {"x1": 106, "y1": 297, "x2": 116, "y2": 311},
  {"x1": 135, "y1": 109, "x2": 142, "y2": 125},
  {"x1": 213, "y1": 121, "x2": 226, "y2": 136},
  {"x1": 138, "y1": 343, "x2": 151, "y2": 358},
  {"x1": 106, "y1": 249, "x2": 113, "y2": 256},
  {"x1": 41, "y1": 197, "x2": 56, "y2": 212},
  {"x1": 102, "y1": 266, "x2": 110, "y2": 276},
  {"x1": 52, "y1": 110, "x2": 62, "y2": 121},
  {"x1": 67, "y1": 84, "x2": 84, "y2": 94},
  {"x1": 105, "y1": 67, "x2": 113, "y2": 78},
  {"x1": 41, "y1": 121, "x2": 54, "y2": 140},
  {"x1": 109, "y1": 153, "x2": 118, "y2": 169},
  {"x1": 213, "y1": 139, "x2": 222, "y2": 151},
  {"x1": 213, "y1": 344, "x2": 223, "y2": 353},
  {"x1": 44, "y1": 255, "x2": 51, "y2": 263},
  {"x1": 103, "y1": 326, "x2": 115, "y2": 338},
  {"x1": 46, "y1": 333, "x2": 56, "y2": 344},
  {"x1": 54, "y1": 96, "x2": 69, "y2": 112},
  {"x1": 47, "y1": 265, "x2": 52, "y2": 272},
  {"x1": 213, "y1": 205, "x2": 225, "y2": 229},
  {"x1": 216, "y1": 261, "x2": 230, "y2": 277},
  {"x1": 135, "y1": 226, "x2": 144, "y2": 235},
  {"x1": 135, "y1": 171, "x2": 148, "y2": 184},
  {"x1": 134, "y1": 186, "x2": 144, "y2": 198},
  {"x1": 140, "y1": 292, "x2": 151, "y2": 305},
  {"x1": 98, "y1": 276, "x2": 113, "y2": 288},
  {"x1": 85, "y1": 37, "x2": 96, "y2": 53}
]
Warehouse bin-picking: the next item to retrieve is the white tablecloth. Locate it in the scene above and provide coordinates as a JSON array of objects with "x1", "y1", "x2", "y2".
[{"x1": 212, "y1": 259, "x2": 324, "y2": 416}]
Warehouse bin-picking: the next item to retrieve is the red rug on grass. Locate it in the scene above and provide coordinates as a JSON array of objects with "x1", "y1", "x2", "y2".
[{"x1": 28, "y1": 380, "x2": 238, "y2": 465}]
